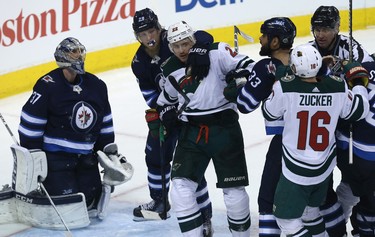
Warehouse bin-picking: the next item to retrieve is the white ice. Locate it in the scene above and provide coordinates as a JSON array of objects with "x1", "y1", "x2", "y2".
[{"x1": 1, "y1": 28, "x2": 375, "y2": 237}]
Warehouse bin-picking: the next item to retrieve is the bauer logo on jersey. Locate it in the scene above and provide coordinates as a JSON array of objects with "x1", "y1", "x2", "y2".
[{"x1": 71, "y1": 101, "x2": 97, "y2": 133}]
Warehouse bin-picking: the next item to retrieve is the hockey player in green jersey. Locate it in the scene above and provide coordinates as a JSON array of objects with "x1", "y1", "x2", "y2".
[
  {"x1": 262, "y1": 44, "x2": 369, "y2": 236},
  {"x1": 157, "y1": 21, "x2": 255, "y2": 237}
]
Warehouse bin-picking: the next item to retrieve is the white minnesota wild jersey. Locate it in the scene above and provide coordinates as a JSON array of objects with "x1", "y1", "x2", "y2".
[
  {"x1": 262, "y1": 74, "x2": 369, "y2": 185},
  {"x1": 158, "y1": 42, "x2": 255, "y2": 121}
]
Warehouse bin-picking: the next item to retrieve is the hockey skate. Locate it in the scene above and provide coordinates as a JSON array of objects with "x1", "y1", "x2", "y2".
[
  {"x1": 133, "y1": 200, "x2": 171, "y2": 221},
  {"x1": 203, "y1": 219, "x2": 213, "y2": 237}
]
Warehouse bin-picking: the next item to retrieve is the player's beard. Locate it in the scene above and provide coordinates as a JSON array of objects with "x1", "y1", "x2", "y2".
[{"x1": 259, "y1": 44, "x2": 272, "y2": 57}]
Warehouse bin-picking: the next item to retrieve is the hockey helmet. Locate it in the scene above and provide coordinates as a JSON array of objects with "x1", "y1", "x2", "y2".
[
  {"x1": 54, "y1": 37, "x2": 86, "y2": 74},
  {"x1": 311, "y1": 6, "x2": 340, "y2": 30},
  {"x1": 167, "y1": 21, "x2": 196, "y2": 52},
  {"x1": 260, "y1": 17, "x2": 296, "y2": 49},
  {"x1": 290, "y1": 44, "x2": 322, "y2": 78},
  {"x1": 132, "y1": 8, "x2": 161, "y2": 33}
]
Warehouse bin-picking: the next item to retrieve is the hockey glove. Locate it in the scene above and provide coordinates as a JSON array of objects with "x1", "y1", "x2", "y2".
[
  {"x1": 225, "y1": 68, "x2": 250, "y2": 84},
  {"x1": 145, "y1": 109, "x2": 160, "y2": 138},
  {"x1": 342, "y1": 61, "x2": 369, "y2": 88},
  {"x1": 157, "y1": 104, "x2": 178, "y2": 137},
  {"x1": 187, "y1": 43, "x2": 210, "y2": 81},
  {"x1": 223, "y1": 69, "x2": 249, "y2": 102},
  {"x1": 97, "y1": 143, "x2": 134, "y2": 186}
]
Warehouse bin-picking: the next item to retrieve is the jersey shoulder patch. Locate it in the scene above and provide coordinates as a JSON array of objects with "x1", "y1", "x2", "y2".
[
  {"x1": 280, "y1": 74, "x2": 296, "y2": 82},
  {"x1": 41, "y1": 75, "x2": 55, "y2": 83}
]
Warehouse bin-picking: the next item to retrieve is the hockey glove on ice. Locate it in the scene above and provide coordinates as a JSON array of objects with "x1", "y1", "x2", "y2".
[
  {"x1": 157, "y1": 104, "x2": 178, "y2": 137},
  {"x1": 187, "y1": 43, "x2": 210, "y2": 81},
  {"x1": 145, "y1": 109, "x2": 160, "y2": 138},
  {"x1": 342, "y1": 61, "x2": 369, "y2": 88},
  {"x1": 223, "y1": 68, "x2": 249, "y2": 102}
]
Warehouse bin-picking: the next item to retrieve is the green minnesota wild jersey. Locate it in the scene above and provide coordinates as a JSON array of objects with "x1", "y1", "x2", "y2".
[
  {"x1": 157, "y1": 42, "x2": 255, "y2": 121},
  {"x1": 262, "y1": 74, "x2": 369, "y2": 185}
]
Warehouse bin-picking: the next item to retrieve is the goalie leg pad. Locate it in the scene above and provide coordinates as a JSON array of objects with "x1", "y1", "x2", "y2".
[
  {"x1": 0, "y1": 185, "x2": 17, "y2": 224},
  {"x1": 10, "y1": 144, "x2": 47, "y2": 195},
  {"x1": 15, "y1": 192, "x2": 90, "y2": 230}
]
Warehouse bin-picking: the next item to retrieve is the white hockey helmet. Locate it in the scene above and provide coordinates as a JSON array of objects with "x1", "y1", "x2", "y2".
[
  {"x1": 167, "y1": 21, "x2": 196, "y2": 51},
  {"x1": 290, "y1": 44, "x2": 322, "y2": 78}
]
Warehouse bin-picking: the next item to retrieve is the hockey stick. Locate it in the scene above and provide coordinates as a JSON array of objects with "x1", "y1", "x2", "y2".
[
  {"x1": 234, "y1": 25, "x2": 255, "y2": 53},
  {"x1": 159, "y1": 125, "x2": 168, "y2": 220},
  {"x1": 168, "y1": 75, "x2": 191, "y2": 115},
  {"x1": 158, "y1": 75, "x2": 190, "y2": 220},
  {"x1": 0, "y1": 112, "x2": 73, "y2": 237},
  {"x1": 348, "y1": 0, "x2": 354, "y2": 164},
  {"x1": 156, "y1": 75, "x2": 190, "y2": 220},
  {"x1": 234, "y1": 26, "x2": 239, "y2": 53}
]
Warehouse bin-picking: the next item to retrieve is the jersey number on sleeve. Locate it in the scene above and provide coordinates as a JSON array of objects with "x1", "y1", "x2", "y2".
[
  {"x1": 29, "y1": 91, "x2": 42, "y2": 105},
  {"x1": 296, "y1": 110, "x2": 331, "y2": 151}
]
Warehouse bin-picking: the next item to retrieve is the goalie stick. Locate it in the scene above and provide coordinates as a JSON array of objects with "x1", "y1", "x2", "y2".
[{"x1": 0, "y1": 112, "x2": 73, "y2": 237}]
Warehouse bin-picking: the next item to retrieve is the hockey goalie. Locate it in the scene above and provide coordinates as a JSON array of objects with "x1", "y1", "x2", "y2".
[
  {"x1": 0, "y1": 37, "x2": 134, "y2": 230},
  {"x1": 0, "y1": 143, "x2": 133, "y2": 230}
]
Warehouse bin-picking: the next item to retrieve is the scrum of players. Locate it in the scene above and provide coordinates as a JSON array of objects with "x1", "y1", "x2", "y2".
[{"x1": 1, "y1": 4, "x2": 375, "y2": 237}]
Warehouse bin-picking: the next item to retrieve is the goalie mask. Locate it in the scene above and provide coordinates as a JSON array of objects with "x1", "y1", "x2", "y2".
[
  {"x1": 311, "y1": 6, "x2": 340, "y2": 32},
  {"x1": 167, "y1": 21, "x2": 196, "y2": 53},
  {"x1": 54, "y1": 37, "x2": 86, "y2": 74},
  {"x1": 290, "y1": 44, "x2": 322, "y2": 78}
]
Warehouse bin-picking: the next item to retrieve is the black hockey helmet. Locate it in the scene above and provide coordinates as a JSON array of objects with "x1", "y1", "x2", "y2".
[
  {"x1": 260, "y1": 17, "x2": 296, "y2": 49},
  {"x1": 311, "y1": 6, "x2": 340, "y2": 30},
  {"x1": 132, "y1": 8, "x2": 161, "y2": 33}
]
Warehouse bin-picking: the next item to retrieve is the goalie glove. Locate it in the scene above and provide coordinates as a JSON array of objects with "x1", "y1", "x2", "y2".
[
  {"x1": 97, "y1": 143, "x2": 134, "y2": 186},
  {"x1": 342, "y1": 61, "x2": 369, "y2": 88}
]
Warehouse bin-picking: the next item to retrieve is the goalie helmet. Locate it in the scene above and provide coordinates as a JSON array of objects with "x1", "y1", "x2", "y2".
[
  {"x1": 311, "y1": 6, "x2": 340, "y2": 30},
  {"x1": 132, "y1": 8, "x2": 161, "y2": 33},
  {"x1": 54, "y1": 37, "x2": 86, "y2": 74},
  {"x1": 260, "y1": 17, "x2": 296, "y2": 49},
  {"x1": 290, "y1": 44, "x2": 322, "y2": 78}
]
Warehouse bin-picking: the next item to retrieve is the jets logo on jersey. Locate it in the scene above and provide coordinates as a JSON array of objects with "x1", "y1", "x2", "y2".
[
  {"x1": 73, "y1": 85, "x2": 82, "y2": 94},
  {"x1": 151, "y1": 55, "x2": 161, "y2": 64},
  {"x1": 132, "y1": 55, "x2": 139, "y2": 64},
  {"x1": 71, "y1": 101, "x2": 97, "y2": 133},
  {"x1": 41, "y1": 75, "x2": 55, "y2": 83}
]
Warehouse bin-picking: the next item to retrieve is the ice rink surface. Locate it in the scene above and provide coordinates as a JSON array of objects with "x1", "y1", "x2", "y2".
[{"x1": 1, "y1": 28, "x2": 375, "y2": 236}]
